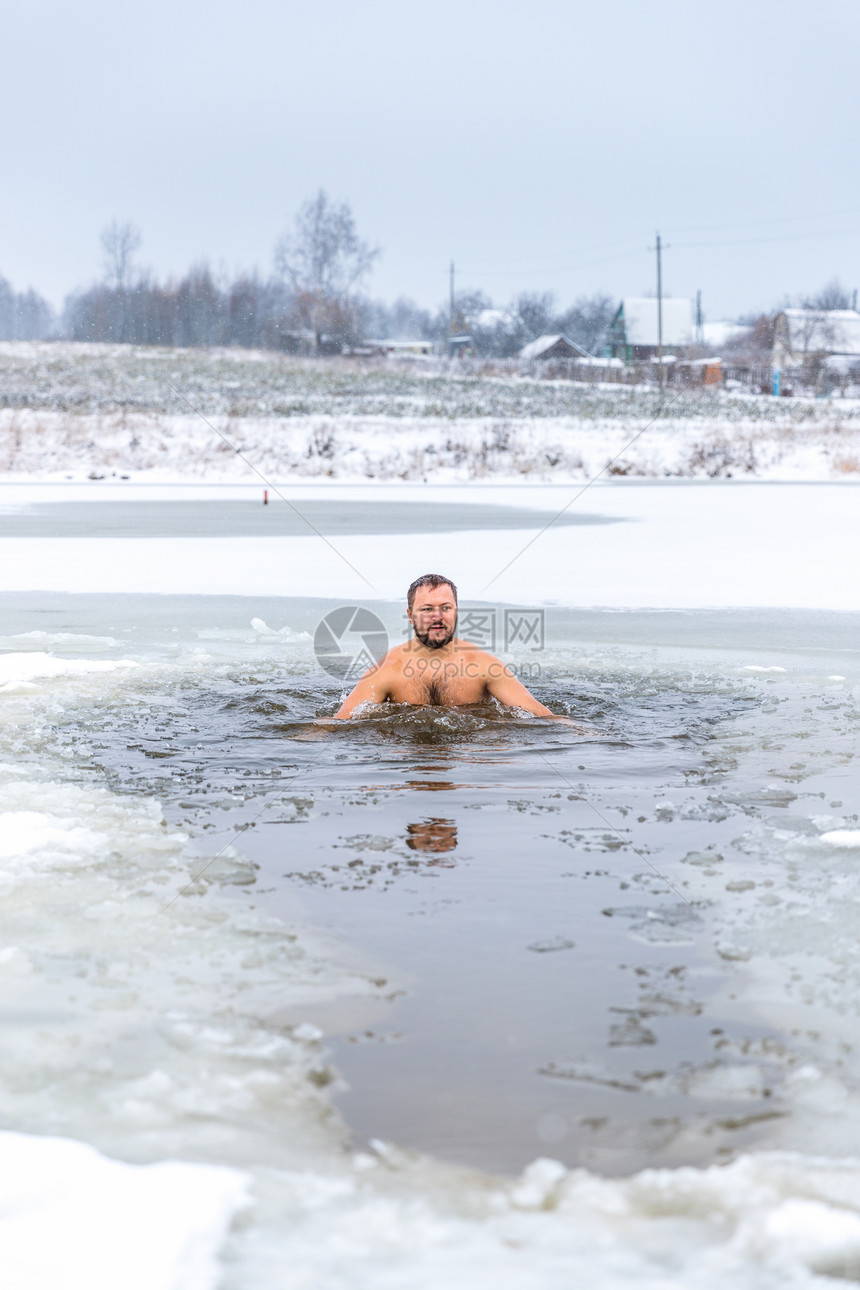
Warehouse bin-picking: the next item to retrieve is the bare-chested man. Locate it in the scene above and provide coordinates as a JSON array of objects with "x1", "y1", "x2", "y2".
[{"x1": 334, "y1": 572, "x2": 567, "y2": 720}]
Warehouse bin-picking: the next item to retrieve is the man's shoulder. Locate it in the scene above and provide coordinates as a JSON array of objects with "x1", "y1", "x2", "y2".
[
  {"x1": 452, "y1": 641, "x2": 509, "y2": 671},
  {"x1": 376, "y1": 642, "x2": 411, "y2": 670}
]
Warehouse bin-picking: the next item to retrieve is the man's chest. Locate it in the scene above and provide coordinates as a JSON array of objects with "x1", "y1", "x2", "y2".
[{"x1": 390, "y1": 660, "x2": 486, "y2": 706}]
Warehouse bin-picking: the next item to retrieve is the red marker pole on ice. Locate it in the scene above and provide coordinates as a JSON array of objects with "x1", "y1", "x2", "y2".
[{"x1": 263, "y1": 489, "x2": 268, "y2": 505}]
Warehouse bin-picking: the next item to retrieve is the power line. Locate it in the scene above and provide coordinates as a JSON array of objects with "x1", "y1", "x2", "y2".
[
  {"x1": 673, "y1": 203, "x2": 860, "y2": 237},
  {"x1": 448, "y1": 205, "x2": 860, "y2": 284},
  {"x1": 455, "y1": 248, "x2": 645, "y2": 280},
  {"x1": 672, "y1": 225, "x2": 860, "y2": 252},
  {"x1": 459, "y1": 234, "x2": 648, "y2": 271}
]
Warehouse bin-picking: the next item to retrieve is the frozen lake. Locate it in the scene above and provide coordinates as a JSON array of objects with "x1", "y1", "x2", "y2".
[{"x1": 2, "y1": 481, "x2": 860, "y2": 1287}]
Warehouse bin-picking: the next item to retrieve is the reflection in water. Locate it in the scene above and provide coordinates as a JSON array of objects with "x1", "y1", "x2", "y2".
[
  {"x1": 406, "y1": 818, "x2": 458, "y2": 857},
  {"x1": 407, "y1": 753, "x2": 461, "y2": 789},
  {"x1": 405, "y1": 762, "x2": 457, "y2": 793},
  {"x1": 404, "y1": 779, "x2": 457, "y2": 792}
]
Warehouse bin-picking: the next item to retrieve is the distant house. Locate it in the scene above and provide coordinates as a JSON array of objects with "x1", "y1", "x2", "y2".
[
  {"x1": 519, "y1": 334, "x2": 589, "y2": 362},
  {"x1": 701, "y1": 320, "x2": 747, "y2": 349},
  {"x1": 475, "y1": 308, "x2": 516, "y2": 331},
  {"x1": 773, "y1": 309, "x2": 860, "y2": 370},
  {"x1": 448, "y1": 333, "x2": 475, "y2": 358},
  {"x1": 367, "y1": 338, "x2": 435, "y2": 356},
  {"x1": 608, "y1": 298, "x2": 694, "y2": 362},
  {"x1": 447, "y1": 310, "x2": 475, "y2": 359},
  {"x1": 273, "y1": 328, "x2": 316, "y2": 356}
]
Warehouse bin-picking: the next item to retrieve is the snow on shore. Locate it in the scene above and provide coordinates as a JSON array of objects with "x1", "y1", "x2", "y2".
[
  {"x1": 1, "y1": 341, "x2": 860, "y2": 482},
  {"x1": 2, "y1": 406, "x2": 860, "y2": 482}
]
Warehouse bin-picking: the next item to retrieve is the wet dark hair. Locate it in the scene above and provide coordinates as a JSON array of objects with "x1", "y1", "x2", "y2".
[{"x1": 407, "y1": 573, "x2": 458, "y2": 610}]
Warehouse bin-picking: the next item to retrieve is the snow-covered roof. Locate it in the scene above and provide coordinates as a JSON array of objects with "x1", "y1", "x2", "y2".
[
  {"x1": 701, "y1": 320, "x2": 746, "y2": 348},
  {"x1": 619, "y1": 298, "x2": 694, "y2": 347},
  {"x1": 776, "y1": 309, "x2": 860, "y2": 356},
  {"x1": 519, "y1": 334, "x2": 588, "y2": 362},
  {"x1": 474, "y1": 308, "x2": 515, "y2": 329}
]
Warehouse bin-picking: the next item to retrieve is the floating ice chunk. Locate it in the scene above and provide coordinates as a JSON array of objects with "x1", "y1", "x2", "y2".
[
  {"x1": 686, "y1": 1063, "x2": 765, "y2": 1101},
  {"x1": 0, "y1": 811, "x2": 103, "y2": 866},
  {"x1": 827, "y1": 675, "x2": 847, "y2": 682},
  {"x1": 293, "y1": 1022, "x2": 323, "y2": 1043},
  {"x1": 250, "y1": 618, "x2": 311, "y2": 643},
  {"x1": 739, "y1": 665, "x2": 787, "y2": 674},
  {"x1": 510, "y1": 1157, "x2": 567, "y2": 1210},
  {"x1": 820, "y1": 830, "x2": 860, "y2": 849},
  {"x1": 0, "y1": 630, "x2": 119, "y2": 652},
  {"x1": 0, "y1": 652, "x2": 138, "y2": 690},
  {"x1": 250, "y1": 617, "x2": 277, "y2": 635}
]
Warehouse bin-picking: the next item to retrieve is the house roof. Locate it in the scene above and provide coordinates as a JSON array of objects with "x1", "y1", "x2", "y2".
[
  {"x1": 474, "y1": 308, "x2": 515, "y2": 329},
  {"x1": 701, "y1": 320, "x2": 746, "y2": 348},
  {"x1": 776, "y1": 308, "x2": 860, "y2": 356},
  {"x1": 617, "y1": 298, "x2": 694, "y2": 347},
  {"x1": 519, "y1": 334, "x2": 588, "y2": 362}
]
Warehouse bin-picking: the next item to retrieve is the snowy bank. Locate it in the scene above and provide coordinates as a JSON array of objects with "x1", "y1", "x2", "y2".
[
  {"x1": 3, "y1": 407, "x2": 860, "y2": 482},
  {"x1": 2, "y1": 341, "x2": 860, "y2": 481}
]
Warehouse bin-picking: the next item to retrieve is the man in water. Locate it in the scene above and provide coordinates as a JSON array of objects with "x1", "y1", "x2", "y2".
[{"x1": 334, "y1": 572, "x2": 568, "y2": 720}]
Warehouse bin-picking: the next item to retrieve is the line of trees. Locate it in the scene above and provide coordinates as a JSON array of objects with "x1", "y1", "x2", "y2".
[
  {"x1": 58, "y1": 196, "x2": 618, "y2": 356},
  {"x1": 3, "y1": 193, "x2": 856, "y2": 359},
  {"x1": 0, "y1": 275, "x2": 54, "y2": 341}
]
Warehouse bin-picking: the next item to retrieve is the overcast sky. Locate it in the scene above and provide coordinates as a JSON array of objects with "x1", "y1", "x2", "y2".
[{"x1": 5, "y1": 0, "x2": 860, "y2": 322}]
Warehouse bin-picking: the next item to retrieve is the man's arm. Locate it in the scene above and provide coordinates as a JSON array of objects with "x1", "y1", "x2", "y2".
[
  {"x1": 333, "y1": 664, "x2": 392, "y2": 719},
  {"x1": 485, "y1": 663, "x2": 558, "y2": 718}
]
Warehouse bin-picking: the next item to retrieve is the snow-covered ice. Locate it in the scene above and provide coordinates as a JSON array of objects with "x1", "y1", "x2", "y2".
[
  {"x1": 0, "y1": 1133, "x2": 247, "y2": 1290},
  {"x1": 1, "y1": 481, "x2": 857, "y2": 610}
]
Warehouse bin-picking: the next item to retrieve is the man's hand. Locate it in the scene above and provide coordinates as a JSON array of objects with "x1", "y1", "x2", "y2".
[{"x1": 333, "y1": 666, "x2": 390, "y2": 719}]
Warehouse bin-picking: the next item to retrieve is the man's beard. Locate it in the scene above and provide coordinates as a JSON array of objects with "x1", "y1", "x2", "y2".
[{"x1": 413, "y1": 617, "x2": 457, "y2": 650}]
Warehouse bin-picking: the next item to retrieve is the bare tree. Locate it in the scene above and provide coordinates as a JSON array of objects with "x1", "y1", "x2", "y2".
[
  {"x1": 101, "y1": 220, "x2": 142, "y2": 292},
  {"x1": 803, "y1": 278, "x2": 851, "y2": 311},
  {"x1": 725, "y1": 314, "x2": 776, "y2": 363},
  {"x1": 274, "y1": 190, "x2": 379, "y2": 350},
  {"x1": 558, "y1": 293, "x2": 616, "y2": 355},
  {"x1": 360, "y1": 295, "x2": 437, "y2": 341},
  {"x1": 514, "y1": 292, "x2": 556, "y2": 341},
  {"x1": 99, "y1": 220, "x2": 143, "y2": 343}
]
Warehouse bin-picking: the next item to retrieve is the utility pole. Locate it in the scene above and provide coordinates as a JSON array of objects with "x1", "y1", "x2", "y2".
[
  {"x1": 696, "y1": 289, "x2": 704, "y2": 345},
  {"x1": 655, "y1": 231, "x2": 664, "y2": 393},
  {"x1": 449, "y1": 261, "x2": 455, "y2": 334}
]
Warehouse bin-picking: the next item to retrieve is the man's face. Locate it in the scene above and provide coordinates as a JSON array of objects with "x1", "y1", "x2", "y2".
[{"x1": 409, "y1": 584, "x2": 458, "y2": 649}]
